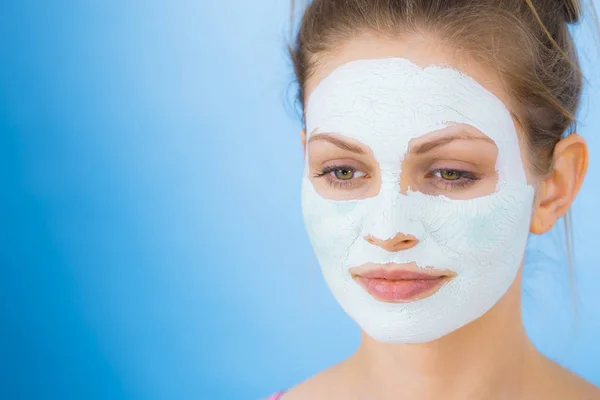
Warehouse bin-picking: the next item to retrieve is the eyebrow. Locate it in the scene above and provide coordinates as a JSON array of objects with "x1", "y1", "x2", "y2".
[
  {"x1": 411, "y1": 132, "x2": 495, "y2": 154},
  {"x1": 308, "y1": 133, "x2": 366, "y2": 154}
]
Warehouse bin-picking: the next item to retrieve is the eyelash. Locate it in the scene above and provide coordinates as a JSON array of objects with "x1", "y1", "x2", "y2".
[{"x1": 314, "y1": 165, "x2": 481, "y2": 191}]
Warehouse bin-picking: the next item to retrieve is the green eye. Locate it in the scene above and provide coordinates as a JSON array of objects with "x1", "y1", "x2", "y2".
[
  {"x1": 314, "y1": 165, "x2": 367, "y2": 184},
  {"x1": 334, "y1": 168, "x2": 355, "y2": 180},
  {"x1": 440, "y1": 170, "x2": 460, "y2": 180},
  {"x1": 428, "y1": 168, "x2": 480, "y2": 191}
]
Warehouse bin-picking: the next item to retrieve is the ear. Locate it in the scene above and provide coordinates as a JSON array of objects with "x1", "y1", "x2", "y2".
[
  {"x1": 530, "y1": 133, "x2": 588, "y2": 234},
  {"x1": 301, "y1": 129, "x2": 307, "y2": 159}
]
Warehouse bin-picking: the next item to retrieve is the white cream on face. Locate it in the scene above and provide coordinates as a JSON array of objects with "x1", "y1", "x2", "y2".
[{"x1": 301, "y1": 58, "x2": 535, "y2": 343}]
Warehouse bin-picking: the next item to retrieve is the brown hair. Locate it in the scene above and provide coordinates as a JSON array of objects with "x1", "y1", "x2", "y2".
[{"x1": 288, "y1": 0, "x2": 583, "y2": 175}]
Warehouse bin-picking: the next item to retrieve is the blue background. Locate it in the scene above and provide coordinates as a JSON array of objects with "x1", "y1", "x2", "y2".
[{"x1": 0, "y1": 1, "x2": 599, "y2": 399}]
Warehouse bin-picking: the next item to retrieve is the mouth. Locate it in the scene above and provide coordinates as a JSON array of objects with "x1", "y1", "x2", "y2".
[{"x1": 350, "y1": 263, "x2": 455, "y2": 303}]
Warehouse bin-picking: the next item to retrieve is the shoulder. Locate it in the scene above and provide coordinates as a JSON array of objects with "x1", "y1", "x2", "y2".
[
  {"x1": 279, "y1": 361, "x2": 356, "y2": 400},
  {"x1": 532, "y1": 358, "x2": 600, "y2": 399},
  {"x1": 277, "y1": 373, "x2": 328, "y2": 400},
  {"x1": 562, "y1": 373, "x2": 600, "y2": 399}
]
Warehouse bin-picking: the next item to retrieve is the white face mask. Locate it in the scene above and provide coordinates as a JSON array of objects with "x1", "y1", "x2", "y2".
[{"x1": 301, "y1": 58, "x2": 535, "y2": 343}]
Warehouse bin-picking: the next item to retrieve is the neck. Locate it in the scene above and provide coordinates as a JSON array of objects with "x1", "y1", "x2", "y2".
[{"x1": 347, "y1": 272, "x2": 539, "y2": 400}]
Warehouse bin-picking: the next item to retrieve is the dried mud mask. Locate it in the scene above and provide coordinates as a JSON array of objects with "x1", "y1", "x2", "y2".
[{"x1": 301, "y1": 58, "x2": 535, "y2": 343}]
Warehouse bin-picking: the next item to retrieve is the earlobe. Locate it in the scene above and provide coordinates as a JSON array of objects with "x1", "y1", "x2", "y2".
[{"x1": 529, "y1": 133, "x2": 588, "y2": 235}]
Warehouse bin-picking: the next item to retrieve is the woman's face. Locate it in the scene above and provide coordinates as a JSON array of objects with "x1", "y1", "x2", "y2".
[{"x1": 300, "y1": 34, "x2": 538, "y2": 343}]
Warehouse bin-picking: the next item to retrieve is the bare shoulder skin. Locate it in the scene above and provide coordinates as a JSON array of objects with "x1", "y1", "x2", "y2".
[
  {"x1": 283, "y1": 355, "x2": 600, "y2": 400},
  {"x1": 527, "y1": 355, "x2": 600, "y2": 400}
]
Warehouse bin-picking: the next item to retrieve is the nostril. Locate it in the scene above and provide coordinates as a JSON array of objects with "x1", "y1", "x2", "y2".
[{"x1": 365, "y1": 233, "x2": 419, "y2": 252}]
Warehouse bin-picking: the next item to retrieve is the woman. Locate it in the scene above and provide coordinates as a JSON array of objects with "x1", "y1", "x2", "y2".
[{"x1": 268, "y1": 0, "x2": 600, "y2": 398}]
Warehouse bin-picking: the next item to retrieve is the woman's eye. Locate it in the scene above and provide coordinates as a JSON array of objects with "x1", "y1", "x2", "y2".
[
  {"x1": 429, "y1": 168, "x2": 480, "y2": 190},
  {"x1": 333, "y1": 168, "x2": 366, "y2": 180},
  {"x1": 313, "y1": 164, "x2": 368, "y2": 189}
]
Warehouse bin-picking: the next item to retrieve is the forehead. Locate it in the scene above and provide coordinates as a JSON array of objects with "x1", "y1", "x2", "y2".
[{"x1": 305, "y1": 57, "x2": 513, "y2": 145}]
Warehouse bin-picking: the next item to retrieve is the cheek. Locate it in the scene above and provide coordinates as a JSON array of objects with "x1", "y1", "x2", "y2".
[
  {"x1": 416, "y1": 186, "x2": 535, "y2": 267},
  {"x1": 302, "y1": 181, "x2": 364, "y2": 263}
]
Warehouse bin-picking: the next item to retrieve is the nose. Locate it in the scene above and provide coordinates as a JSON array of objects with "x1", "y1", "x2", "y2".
[{"x1": 365, "y1": 232, "x2": 419, "y2": 252}]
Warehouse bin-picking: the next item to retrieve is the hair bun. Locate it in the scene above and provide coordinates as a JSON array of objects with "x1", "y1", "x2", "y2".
[{"x1": 562, "y1": 0, "x2": 581, "y2": 23}]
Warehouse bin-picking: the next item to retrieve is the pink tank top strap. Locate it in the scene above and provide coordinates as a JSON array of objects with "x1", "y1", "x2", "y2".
[{"x1": 265, "y1": 391, "x2": 286, "y2": 400}]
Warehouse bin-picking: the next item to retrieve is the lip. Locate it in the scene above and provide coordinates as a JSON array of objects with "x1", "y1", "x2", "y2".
[{"x1": 350, "y1": 263, "x2": 455, "y2": 303}]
